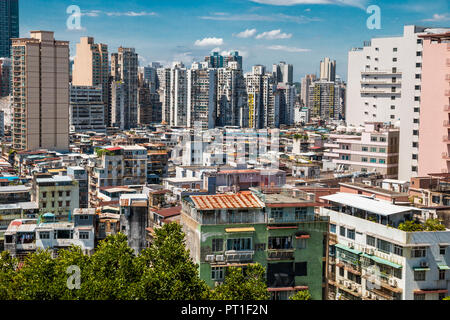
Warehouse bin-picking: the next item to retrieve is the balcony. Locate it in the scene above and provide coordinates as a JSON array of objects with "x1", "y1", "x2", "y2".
[
  {"x1": 360, "y1": 89, "x2": 401, "y2": 95},
  {"x1": 225, "y1": 250, "x2": 254, "y2": 263},
  {"x1": 361, "y1": 70, "x2": 402, "y2": 76},
  {"x1": 444, "y1": 105, "x2": 450, "y2": 112},
  {"x1": 444, "y1": 121, "x2": 450, "y2": 127},
  {"x1": 267, "y1": 249, "x2": 295, "y2": 261},
  {"x1": 442, "y1": 152, "x2": 450, "y2": 160},
  {"x1": 360, "y1": 80, "x2": 402, "y2": 85}
]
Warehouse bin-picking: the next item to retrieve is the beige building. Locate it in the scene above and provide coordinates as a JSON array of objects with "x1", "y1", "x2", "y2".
[
  {"x1": 72, "y1": 37, "x2": 109, "y2": 125},
  {"x1": 11, "y1": 31, "x2": 69, "y2": 151}
]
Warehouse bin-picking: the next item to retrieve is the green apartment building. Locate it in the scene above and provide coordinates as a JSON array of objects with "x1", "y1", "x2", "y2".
[{"x1": 181, "y1": 188, "x2": 330, "y2": 300}]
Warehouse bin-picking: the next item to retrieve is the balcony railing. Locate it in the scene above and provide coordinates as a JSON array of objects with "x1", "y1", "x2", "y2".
[
  {"x1": 267, "y1": 249, "x2": 295, "y2": 261},
  {"x1": 225, "y1": 250, "x2": 254, "y2": 262}
]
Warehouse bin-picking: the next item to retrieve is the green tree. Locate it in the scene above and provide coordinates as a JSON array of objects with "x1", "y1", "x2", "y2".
[
  {"x1": 443, "y1": 296, "x2": 450, "y2": 300},
  {"x1": 0, "y1": 251, "x2": 18, "y2": 300},
  {"x1": 212, "y1": 264, "x2": 270, "y2": 300},
  {"x1": 289, "y1": 290, "x2": 312, "y2": 300},
  {"x1": 82, "y1": 233, "x2": 140, "y2": 300},
  {"x1": 398, "y1": 220, "x2": 425, "y2": 232},
  {"x1": 424, "y1": 219, "x2": 446, "y2": 231},
  {"x1": 132, "y1": 223, "x2": 211, "y2": 300}
]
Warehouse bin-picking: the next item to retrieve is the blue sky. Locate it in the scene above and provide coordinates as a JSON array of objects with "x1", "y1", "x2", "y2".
[{"x1": 19, "y1": 0, "x2": 449, "y2": 81}]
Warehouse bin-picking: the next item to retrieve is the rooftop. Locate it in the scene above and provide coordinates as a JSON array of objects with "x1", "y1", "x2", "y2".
[
  {"x1": 190, "y1": 191, "x2": 264, "y2": 210},
  {"x1": 321, "y1": 193, "x2": 415, "y2": 216}
]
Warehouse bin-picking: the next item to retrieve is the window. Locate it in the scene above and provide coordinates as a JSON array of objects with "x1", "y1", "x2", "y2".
[
  {"x1": 440, "y1": 246, "x2": 446, "y2": 255},
  {"x1": 411, "y1": 247, "x2": 426, "y2": 258},
  {"x1": 379, "y1": 148, "x2": 386, "y2": 153},
  {"x1": 413, "y1": 142, "x2": 418, "y2": 148},
  {"x1": 211, "y1": 267, "x2": 224, "y2": 281},
  {"x1": 339, "y1": 267, "x2": 344, "y2": 277},
  {"x1": 212, "y1": 238, "x2": 224, "y2": 252},
  {"x1": 380, "y1": 137, "x2": 386, "y2": 142},
  {"x1": 362, "y1": 147, "x2": 368, "y2": 152},
  {"x1": 42, "y1": 202, "x2": 47, "y2": 208},
  {"x1": 416, "y1": 51, "x2": 422, "y2": 56},
  {"x1": 58, "y1": 201, "x2": 63, "y2": 207},
  {"x1": 270, "y1": 208, "x2": 283, "y2": 220},
  {"x1": 79, "y1": 232, "x2": 89, "y2": 240},
  {"x1": 394, "y1": 268, "x2": 402, "y2": 279},
  {"x1": 362, "y1": 158, "x2": 368, "y2": 163},
  {"x1": 52, "y1": 191, "x2": 55, "y2": 197},
  {"x1": 415, "y1": 74, "x2": 421, "y2": 79},
  {"x1": 340, "y1": 226, "x2": 346, "y2": 237},
  {"x1": 414, "y1": 97, "x2": 420, "y2": 102},
  {"x1": 391, "y1": 105, "x2": 395, "y2": 110},
  {"x1": 268, "y1": 236, "x2": 293, "y2": 250},
  {"x1": 390, "y1": 115, "x2": 395, "y2": 119},
  {"x1": 227, "y1": 238, "x2": 252, "y2": 251},
  {"x1": 417, "y1": 39, "x2": 423, "y2": 44},
  {"x1": 392, "y1": 58, "x2": 397, "y2": 62},
  {"x1": 415, "y1": 85, "x2": 421, "y2": 90},
  {"x1": 39, "y1": 232, "x2": 50, "y2": 239},
  {"x1": 59, "y1": 191, "x2": 63, "y2": 197},
  {"x1": 379, "y1": 159, "x2": 386, "y2": 164},
  {"x1": 416, "y1": 63, "x2": 421, "y2": 68},
  {"x1": 439, "y1": 270, "x2": 446, "y2": 280},
  {"x1": 412, "y1": 154, "x2": 418, "y2": 160},
  {"x1": 414, "y1": 293, "x2": 425, "y2": 300},
  {"x1": 66, "y1": 201, "x2": 70, "y2": 207},
  {"x1": 394, "y1": 245, "x2": 403, "y2": 257},
  {"x1": 295, "y1": 208, "x2": 308, "y2": 220},
  {"x1": 42, "y1": 192, "x2": 47, "y2": 198},
  {"x1": 330, "y1": 224, "x2": 336, "y2": 234},
  {"x1": 66, "y1": 191, "x2": 71, "y2": 197},
  {"x1": 367, "y1": 235, "x2": 376, "y2": 247},
  {"x1": 347, "y1": 229, "x2": 355, "y2": 240},
  {"x1": 370, "y1": 158, "x2": 377, "y2": 163},
  {"x1": 297, "y1": 239, "x2": 307, "y2": 249},
  {"x1": 414, "y1": 270, "x2": 426, "y2": 281},
  {"x1": 414, "y1": 107, "x2": 420, "y2": 113},
  {"x1": 370, "y1": 147, "x2": 377, "y2": 152},
  {"x1": 377, "y1": 239, "x2": 392, "y2": 253},
  {"x1": 393, "y1": 48, "x2": 397, "y2": 52},
  {"x1": 413, "y1": 130, "x2": 419, "y2": 136},
  {"x1": 412, "y1": 166, "x2": 418, "y2": 172},
  {"x1": 371, "y1": 137, "x2": 377, "y2": 142}
]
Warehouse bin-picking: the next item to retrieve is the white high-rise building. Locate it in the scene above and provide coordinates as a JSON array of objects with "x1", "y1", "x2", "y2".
[
  {"x1": 156, "y1": 67, "x2": 171, "y2": 124},
  {"x1": 273, "y1": 61, "x2": 293, "y2": 85},
  {"x1": 346, "y1": 25, "x2": 450, "y2": 181},
  {"x1": 170, "y1": 62, "x2": 188, "y2": 127},
  {"x1": 187, "y1": 64, "x2": 217, "y2": 129},
  {"x1": 320, "y1": 57, "x2": 336, "y2": 82}
]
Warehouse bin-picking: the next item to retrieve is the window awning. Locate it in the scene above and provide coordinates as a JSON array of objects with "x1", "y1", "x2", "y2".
[
  {"x1": 335, "y1": 243, "x2": 362, "y2": 255},
  {"x1": 361, "y1": 253, "x2": 403, "y2": 269},
  {"x1": 413, "y1": 267, "x2": 431, "y2": 271},
  {"x1": 438, "y1": 264, "x2": 450, "y2": 271},
  {"x1": 414, "y1": 289, "x2": 448, "y2": 294},
  {"x1": 267, "y1": 226, "x2": 298, "y2": 230},
  {"x1": 225, "y1": 227, "x2": 255, "y2": 233}
]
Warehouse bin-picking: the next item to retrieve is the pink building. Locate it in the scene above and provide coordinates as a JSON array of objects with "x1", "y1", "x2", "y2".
[{"x1": 418, "y1": 32, "x2": 450, "y2": 176}]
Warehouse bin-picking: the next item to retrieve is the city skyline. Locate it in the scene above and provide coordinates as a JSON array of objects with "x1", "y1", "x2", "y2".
[{"x1": 18, "y1": 0, "x2": 450, "y2": 81}]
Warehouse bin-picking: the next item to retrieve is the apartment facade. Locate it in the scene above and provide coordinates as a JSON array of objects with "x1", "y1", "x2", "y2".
[
  {"x1": 72, "y1": 37, "x2": 109, "y2": 126},
  {"x1": 69, "y1": 85, "x2": 106, "y2": 133},
  {"x1": 181, "y1": 189, "x2": 330, "y2": 300},
  {"x1": 187, "y1": 64, "x2": 217, "y2": 129},
  {"x1": 170, "y1": 62, "x2": 188, "y2": 127},
  {"x1": 324, "y1": 122, "x2": 400, "y2": 178},
  {"x1": 320, "y1": 192, "x2": 450, "y2": 300},
  {"x1": 308, "y1": 80, "x2": 343, "y2": 121},
  {"x1": 0, "y1": 58, "x2": 11, "y2": 97},
  {"x1": 320, "y1": 57, "x2": 336, "y2": 82},
  {"x1": 418, "y1": 32, "x2": 450, "y2": 176},
  {"x1": 11, "y1": 31, "x2": 69, "y2": 151},
  {"x1": 347, "y1": 25, "x2": 450, "y2": 181}
]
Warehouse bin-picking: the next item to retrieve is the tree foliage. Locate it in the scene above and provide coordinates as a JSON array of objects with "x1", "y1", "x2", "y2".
[
  {"x1": 0, "y1": 223, "x2": 270, "y2": 300},
  {"x1": 289, "y1": 290, "x2": 312, "y2": 300},
  {"x1": 398, "y1": 219, "x2": 446, "y2": 232},
  {"x1": 212, "y1": 264, "x2": 270, "y2": 300}
]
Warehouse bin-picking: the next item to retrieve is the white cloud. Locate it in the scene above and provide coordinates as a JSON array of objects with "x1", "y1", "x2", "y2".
[
  {"x1": 81, "y1": 10, "x2": 101, "y2": 17},
  {"x1": 106, "y1": 11, "x2": 157, "y2": 17},
  {"x1": 256, "y1": 29, "x2": 292, "y2": 40},
  {"x1": 267, "y1": 45, "x2": 310, "y2": 52},
  {"x1": 249, "y1": 0, "x2": 367, "y2": 9},
  {"x1": 194, "y1": 37, "x2": 224, "y2": 47},
  {"x1": 234, "y1": 29, "x2": 257, "y2": 38},
  {"x1": 422, "y1": 13, "x2": 450, "y2": 22},
  {"x1": 200, "y1": 13, "x2": 321, "y2": 24}
]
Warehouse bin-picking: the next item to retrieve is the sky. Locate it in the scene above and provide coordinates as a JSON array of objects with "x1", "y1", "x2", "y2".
[{"x1": 18, "y1": 0, "x2": 450, "y2": 81}]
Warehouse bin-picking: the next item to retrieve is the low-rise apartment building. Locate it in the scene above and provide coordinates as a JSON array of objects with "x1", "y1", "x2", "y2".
[
  {"x1": 323, "y1": 122, "x2": 399, "y2": 178},
  {"x1": 320, "y1": 192, "x2": 450, "y2": 300},
  {"x1": 181, "y1": 188, "x2": 330, "y2": 300}
]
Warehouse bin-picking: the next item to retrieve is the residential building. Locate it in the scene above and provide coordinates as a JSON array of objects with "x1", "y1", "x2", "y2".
[
  {"x1": 181, "y1": 189, "x2": 330, "y2": 300},
  {"x1": 0, "y1": 0, "x2": 19, "y2": 58},
  {"x1": 32, "y1": 175, "x2": 79, "y2": 218},
  {"x1": 69, "y1": 85, "x2": 106, "y2": 133},
  {"x1": 170, "y1": 62, "x2": 188, "y2": 127},
  {"x1": 119, "y1": 193, "x2": 148, "y2": 254},
  {"x1": 273, "y1": 62, "x2": 293, "y2": 85},
  {"x1": 11, "y1": 31, "x2": 69, "y2": 151},
  {"x1": 418, "y1": 32, "x2": 450, "y2": 176},
  {"x1": 72, "y1": 37, "x2": 109, "y2": 126},
  {"x1": 321, "y1": 192, "x2": 450, "y2": 300},
  {"x1": 187, "y1": 64, "x2": 217, "y2": 129},
  {"x1": 67, "y1": 166, "x2": 88, "y2": 209},
  {"x1": 277, "y1": 83, "x2": 296, "y2": 126},
  {"x1": 308, "y1": 80, "x2": 343, "y2": 121},
  {"x1": 300, "y1": 74, "x2": 316, "y2": 109},
  {"x1": 347, "y1": 25, "x2": 450, "y2": 180},
  {"x1": 156, "y1": 67, "x2": 171, "y2": 124},
  {"x1": 320, "y1": 57, "x2": 336, "y2": 82},
  {"x1": 111, "y1": 47, "x2": 139, "y2": 130},
  {"x1": 324, "y1": 122, "x2": 400, "y2": 178}
]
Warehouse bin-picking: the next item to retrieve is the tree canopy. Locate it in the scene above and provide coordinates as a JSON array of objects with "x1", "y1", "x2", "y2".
[
  {"x1": 289, "y1": 290, "x2": 312, "y2": 300},
  {"x1": 398, "y1": 219, "x2": 446, "y2": 232},
  {"x1": 0, "y1": 223, "x2": 269, "y2": 301}
]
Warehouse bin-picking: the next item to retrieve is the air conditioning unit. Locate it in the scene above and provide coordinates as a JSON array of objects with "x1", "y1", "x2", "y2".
[
  {"x1": 389, "y1": 279, "x2": 398, "y2": 288},
  {"x1": 420, "y1": 261, "x2": 429, "y2": 268},
  {"x1": 268, "y1": 218, "x2": 275, "y2": 223},
  {"x1": 215, "y1": 255, "x2": 225, "y2": 262},
  {"x1": 205, "y1": 255, "x2": 215, "y2": 262},
  {"x1": 365, "y1": 248, "x2": 374, "y2": 255}
]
